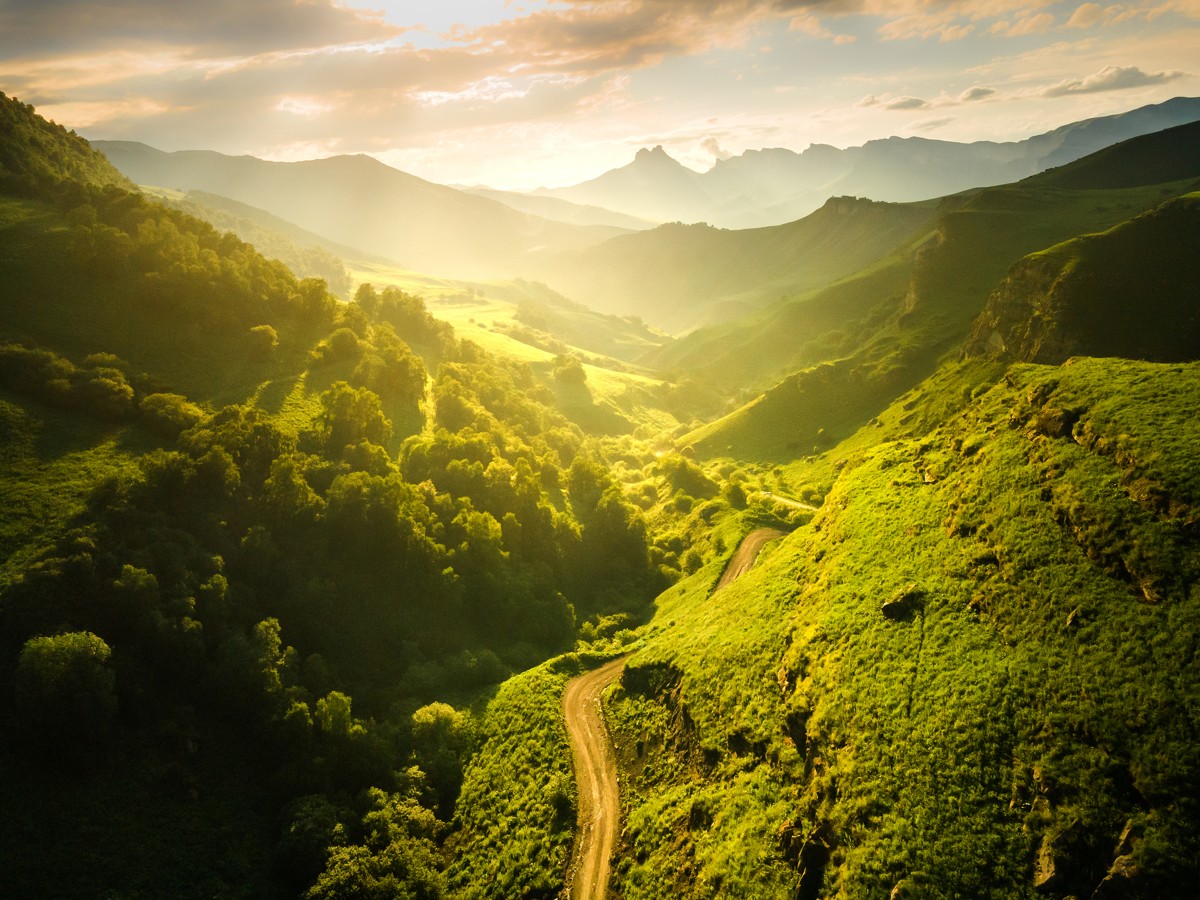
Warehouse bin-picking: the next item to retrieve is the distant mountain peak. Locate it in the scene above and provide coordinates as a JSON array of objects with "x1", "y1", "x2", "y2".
[{"x1": 636, "y1": 145, "x2": 671, "y2": 161}]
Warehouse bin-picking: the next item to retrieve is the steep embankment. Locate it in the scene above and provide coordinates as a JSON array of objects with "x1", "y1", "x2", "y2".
[{"x1": 963, "y1": 193, "x2": 1200, "y2": 363}]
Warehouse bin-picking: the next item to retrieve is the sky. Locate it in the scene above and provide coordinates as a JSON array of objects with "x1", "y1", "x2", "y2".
[{"x1": 0, "y1": 0, "x2": 1196, "y2": 189}]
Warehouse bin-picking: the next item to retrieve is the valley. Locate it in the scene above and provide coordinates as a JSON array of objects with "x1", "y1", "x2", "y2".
[{"x1": 1, "y1": 87, "x2": 1200, "y2": 900}]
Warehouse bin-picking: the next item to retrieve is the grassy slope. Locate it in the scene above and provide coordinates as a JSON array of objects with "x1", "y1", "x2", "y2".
[
  {"x1": 680, "y1": 176, "x2": 1200, "y2": 463},
  {"x1": 447, "y1": 652, "x2": 617, "y2": 899},
  {"x1": 0, "y1": 394, "x2": 150, "y2": 588},
  {"x1": 608, "y1": 356, "x2": 1200, "y2": 898},
  {"x1": 347, "y1": 258, "x2": 682, "y2": 435}
]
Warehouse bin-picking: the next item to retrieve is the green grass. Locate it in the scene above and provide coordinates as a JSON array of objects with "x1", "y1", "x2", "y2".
[
  {"x1": 607, "y1": 355, "x2": 1200, "y2": 897},
  {"x1": 447, "y1": 652, "x2": 617, "y2": 899},
  {"x1": 0, "y1": 393, "x2": 149, "y2": 587}
]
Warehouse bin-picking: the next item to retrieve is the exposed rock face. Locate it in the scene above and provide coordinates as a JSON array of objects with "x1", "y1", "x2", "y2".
[
  {"x1": 963, "y1": 195, "x2": 1200, "y2": 365},
  {"x1": 963, "y1": 252, "x2": 1077, "y2": 363}
]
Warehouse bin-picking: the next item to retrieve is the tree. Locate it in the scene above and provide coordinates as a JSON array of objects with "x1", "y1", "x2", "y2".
[
  {"x1": 13, "y1": 631, "x2": 118, "y2": 758},
  {"x1": 552, "y1": 353, "x2": 587, "y2": 386},
  {"x1": 312, "y1": 382, "x2": 393, "y2": 454},
  {"x1": 247, "y1": 324, "x2": 279, "y2": 359}
]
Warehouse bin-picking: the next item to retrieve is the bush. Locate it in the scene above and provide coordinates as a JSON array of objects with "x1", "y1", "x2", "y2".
[
  {"x1": 13, "y1": 631, "x2": 118, "y2": 758},
  {"x1": 140, "y1": 392, "x2": 206, "y2": 438}
]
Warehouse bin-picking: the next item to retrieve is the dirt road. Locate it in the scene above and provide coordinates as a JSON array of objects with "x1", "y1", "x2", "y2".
[
  {"x1": 563, "y1": 656, "x2": 626, "y2": 900},
  {"x1": 561, "y1": 530, "x2": 789, "y2": 898},
  {"x1": 715, "y1": 527, "x2": 786, "y2": 590}
]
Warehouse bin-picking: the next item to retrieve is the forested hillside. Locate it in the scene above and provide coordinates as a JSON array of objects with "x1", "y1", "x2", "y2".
[{"x1": 0, "y1": 93, "x2": 750, "y2": 898}]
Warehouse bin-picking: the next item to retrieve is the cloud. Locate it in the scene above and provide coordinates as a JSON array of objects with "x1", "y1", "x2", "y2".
[
  {"x1": 855, "y1": 0, "x2": 1068, "y2": 42},
  {"x1": 0, "y1": 0, "x2": 398, "y2": 60},
  {"x1": 1042, "y1": 63, "x2": 1185, "y2": 96},
  {"x1": 451, "y1": 1, "x2": 830, "y2": 78},
  {"x1": 1064, "y1": 1, "x2": 1194, "y2": 29},
  {"x1": 700, "y1": 136, "x2": 733, "y2": 161},
  {"x1": 883, "y1": 96, "x2": 930, "y2": 109},
  {"x1": 911, "y1": 116, "x2": 954, "y2": 131},
  {"x1": 788, "y1": 12, "x2": 857, "y2": 42},
  {"x1": 856, "y1": 93, "x2": 932, "y2": 110},
  {"x1": 958, "y1": 86, "x2": 996, "y2": 101},
  {"x1": 1065, "y1": 2, "x2": 1108, "y2": 28},
  {"x1": 878, "y1": 14, "x2": 977, "y2": 41},
  {"x1": 989, "y1": 12, "x2": 1056, "y2": 35}
]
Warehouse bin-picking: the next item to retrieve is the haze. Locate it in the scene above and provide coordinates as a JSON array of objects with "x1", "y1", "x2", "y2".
[{"x1": 1, "y1": 1, "x2": 1197, "y2": 187}]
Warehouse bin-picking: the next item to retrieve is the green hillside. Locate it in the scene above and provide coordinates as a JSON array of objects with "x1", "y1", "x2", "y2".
[
  {"x1": 609, "y1": 355, "x2": 1200, "y2": 898},
  {"x1": 146, "y1": 187, "x2": 357, "y2": 297},
  {"x1": 678, "y1": 123, "x2": 1200, "y2": 461},
  {"x1": 0, "y1": 92, "x2": 133, "y2": 194},
  {"x1": 965, "y1": 193, "x2": 1200, "y2": 363},
  {"x1": 1026, "y1": 119, "x2": 1200, "y2": 190},
  {"x1": 539, "y1": 195, "x2": 937, "y2": 332}
]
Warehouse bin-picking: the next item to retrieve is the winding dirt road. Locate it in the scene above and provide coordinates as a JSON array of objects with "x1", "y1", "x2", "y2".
[
  {"x1": 562, "y1": 528, "x2": 792, "y2": 898},
  {"x1": 563, "y1": 656, "x2": 626, "y2": 900},
  {"x1": 715, "y1": 527, "x2": 786, "y2": 590}
]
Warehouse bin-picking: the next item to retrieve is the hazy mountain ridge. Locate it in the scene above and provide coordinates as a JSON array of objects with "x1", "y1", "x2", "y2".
[
  {"x1": 461, "y1": 185, "x2": 656, "y2": 231},
  {"x1": 532, "y1": 96, "x2": 1200, "y2": 228},
  {"x1": 92, "y1": 140, "x2": 629, "y2": 280},
  {"x1": 537, "y1": 194, "x2": 938, "y2": 332}
]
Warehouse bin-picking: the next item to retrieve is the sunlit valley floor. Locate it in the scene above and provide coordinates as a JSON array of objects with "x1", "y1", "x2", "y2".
[{"x1": 1, "y1": 91, "x2": 1200, "y2": 899}]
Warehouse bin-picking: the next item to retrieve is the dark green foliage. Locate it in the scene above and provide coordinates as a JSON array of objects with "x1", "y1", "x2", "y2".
[
  {"x1": 965, "y1": 193, "x2": 1200, "y2": 363},
  {"x1": 447, "y1": 657, "x2": 588, "y2": 899},
  {"x1": 306, "y1": 787, "x2": 444, "y2": 900},
  {"x1": 0, "y1": 98, "x2": 667, "y2": 899},
  {"x1": 155, "y1": 188, "x2": 354, "y2": 297},
  {"x1": 13, "y1": 630, "x2": 117, "y2": 757},
  {"x1": 0, "y1": 92, "x2": 133, "y2": 194}
]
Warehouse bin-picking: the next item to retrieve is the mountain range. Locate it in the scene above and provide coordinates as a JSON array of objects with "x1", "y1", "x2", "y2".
[
  {"x1": 91, "y1": 141, "x2": 628, "y2": 280},
  {"x1": 533, "y1": 96, "x2": 1200, "y2": 227},
  {"x1": 93, "y1": 97, "x2": 1200, "y2": 336}
]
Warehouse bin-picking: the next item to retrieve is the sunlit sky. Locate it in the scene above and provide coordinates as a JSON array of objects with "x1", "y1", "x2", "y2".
[{"x1": 1, "y1": 1, "x2": 1196, "y2": 189}]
